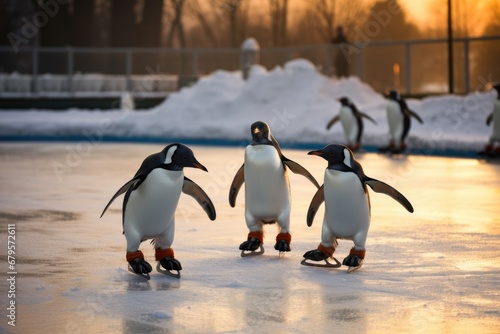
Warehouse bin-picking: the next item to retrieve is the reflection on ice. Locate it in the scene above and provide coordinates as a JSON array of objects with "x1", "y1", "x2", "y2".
[{"x1": 0, "y1": 143, "x2": 498, "y2": 333}]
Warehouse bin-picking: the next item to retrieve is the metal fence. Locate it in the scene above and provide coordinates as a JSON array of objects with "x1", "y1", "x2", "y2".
[{"x1": 0, "y1": 35, "x2": 498, "y2": 97}]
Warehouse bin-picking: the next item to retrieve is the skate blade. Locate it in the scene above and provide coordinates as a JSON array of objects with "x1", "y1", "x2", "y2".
[
  {"x1": 300, "y1": 257, "x2": 341, "y2": 268},
  {"x1": 156, "y1": 262, "x2": 181, "y2": 279},
  {"x1": 128, "y1": 264, "x2": 151, "y2": 280},
  {"x1": 241, "y1": 245, "x2": 265, "y2": 257},
  {"x1": 347, "y1": 260, "x2": 363, "y2": 273}
]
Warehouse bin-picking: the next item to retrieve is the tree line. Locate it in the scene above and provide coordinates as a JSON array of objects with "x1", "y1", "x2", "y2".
[{"x1": 2, "y1": 0, "x2": 498, "y2": 49}]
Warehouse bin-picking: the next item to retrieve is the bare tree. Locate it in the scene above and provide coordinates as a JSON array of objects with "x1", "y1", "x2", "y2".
[
  {"x1": 217, "y1": 0, "x2": 248, "y2": 47},
  {"x1": 109, "y1": 0, "x2": 136, "y2": 47},
  {"x1": 303, "y1": 0, "x2": 370, "y2": 43},
  {"x1": 137, "y1": 0, "x2": 164, "y2": 47},
  {"x1": 334, "y1": 1, "x2": 369, "y2": 41},
  {"x1": 306, "y1": 0, "x2": 336, "y2": 42},
  {"x1": 269, "y1": 0, "x2": 289, "y2": 46},
  {"x1": 187, "y1": 0, "x2": 219, "y2": 46},
  {"x1": 166, "y1": 0, "x2": 186, "y2": 47},
  {"x1": 453, "y1": 0, "x2": 484, "y2": 38}
]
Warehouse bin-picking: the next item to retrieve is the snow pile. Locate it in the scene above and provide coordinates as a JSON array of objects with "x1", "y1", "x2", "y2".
[{"x1": 0, "y1": 58, "x2": 496, "y2": 152}]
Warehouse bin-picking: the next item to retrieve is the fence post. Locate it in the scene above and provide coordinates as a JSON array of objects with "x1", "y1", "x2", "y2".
[
  {"x1": 32, "y1": 47, "x2": 38, "y2": 93},
  {"x1": 126, "y1": 49, "x2": 132, "y2": 91},
  {"x1": 241, "y1": 37, "x2": 260, "y2": 80},
  {"x1": 192, "y1": 49, "x2": 199, "y2": 77},
  {"x1": 324, "y1": 45, "x2": 332, "y2": 76},
  {"x1": 356, "y1": 48, "x2": 363, "y2": 80},
  {"x1": 67, "y1": 47, "x2": 73, "y2": 94},
  {"x1": 463, "y1": 39, "x2": 470, "y2": 94},
  {"x1": 405, "y1": 42, "x2": 411, "y2": 95}
]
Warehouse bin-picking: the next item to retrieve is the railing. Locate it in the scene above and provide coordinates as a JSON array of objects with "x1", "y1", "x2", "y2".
[{"x1": 0, "y1": 35, "x2": 498, "y2": 97}]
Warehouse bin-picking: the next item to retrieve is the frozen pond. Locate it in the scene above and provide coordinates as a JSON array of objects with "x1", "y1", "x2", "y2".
[{"x1": 0, "y1": 142, "x2": 498, "y2": 333}]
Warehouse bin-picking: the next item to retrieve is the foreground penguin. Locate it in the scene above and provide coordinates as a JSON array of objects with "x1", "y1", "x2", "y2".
[
  {"x1": 101, "y1": 144, "x2": 216, "y2": 279},
  {"x1": 229, "y1": 121, "x2": 320, "y2": 257},
  {"x1": 302, "y1": 144, "x2": 414, "y2": 272},
  {"x1": 480, "y1": 83, "x2": 500, "y2": 158},
  {"x1": 326, "y1": 97, "x2": 377, "y2": 151},
  {"x1": 379, "y1": 90, "x2": 423, "y2": 154}
]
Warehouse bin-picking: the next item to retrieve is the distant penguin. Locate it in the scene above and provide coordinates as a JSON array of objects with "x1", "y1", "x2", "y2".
[
  {"x1": 326, "y1": 97, "x2": 377, "y2": 151},
  {"x1": 379, "y1": 90, "x2": 423, "y2": 154},
  {"x1": 101, "y1": 144, "x2": 216, "y2": 279},
  {"x1": 229, "y1": 121, "x2": 320, "y2": 257},
  {"x1": 482, "y1": 83, "x2": 500, "y2": 157},
  {"x1": 302, "y1": 144, "x2": 414, "y2": 272}
]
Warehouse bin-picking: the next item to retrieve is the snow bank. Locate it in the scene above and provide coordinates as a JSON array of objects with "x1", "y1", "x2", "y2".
[{"x1": 0, "y1": 59, "x2": 496, "y2": 153}]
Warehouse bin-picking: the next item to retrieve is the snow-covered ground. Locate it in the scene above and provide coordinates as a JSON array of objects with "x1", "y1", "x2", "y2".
[
  {"x1": 0, "y1": 59, "x2": 497, "y2": 155},
  {"x1": 0, "y1": 143, "x2": 498, "y2": 333}
]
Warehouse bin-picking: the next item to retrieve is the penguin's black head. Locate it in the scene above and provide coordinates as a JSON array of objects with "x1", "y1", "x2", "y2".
[
  {"x1": 163, "y1": 143, "x2": 208, "y2": 171},
  {"x1": 250, "y1": 121, "x2": 272, "y2": 144},
  {"x1": 308, "y1": 144, "x2": 352, "y2": 166},
  {"x1": 337, "y1": 97, "x2": 352, "y2": 106},
  {"x1": 386, "y1": 89, "x2": 400, "y2": 101}
]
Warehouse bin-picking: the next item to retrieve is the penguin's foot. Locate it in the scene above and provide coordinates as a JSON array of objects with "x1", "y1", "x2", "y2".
[
  {"x1": 157, "y1": 257, "x2": 182, "y2": 279},
  {"x1": 239, "y1": 237, "x2": 265, "y2": 257},
  {"x1": 274, "y1": 240, "x2": 291, "y2": 252},
  {"x1": 342, "y1": 248, "x2": 366, "y2": 273},
  {"x1": 304, "y1": 249, "x2": 328, "y2": 261},
  {"x1": 301, "y1": 249, "x2": 341, "y2": 268},
  {"x1": 128, "y1": 258, "x2": 153, "y2": 280},
  {"x1": 342, "y1": 255, "x2": 364, "y2": 273},
  {"x1": 274, "y1": 232, "x2": 292, "y2": 253}
]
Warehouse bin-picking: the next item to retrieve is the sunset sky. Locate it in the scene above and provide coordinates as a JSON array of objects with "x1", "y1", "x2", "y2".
[
  {"x1": 387, "y1": 0, "x2": 492, "y2": 35},
  {"x1": 281, "y1": 0, "x2": 496, "y2": 37}
]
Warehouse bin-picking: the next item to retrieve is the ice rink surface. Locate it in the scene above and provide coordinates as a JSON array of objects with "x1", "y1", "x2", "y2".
[{"x1": 0, "y1": 143, "x2": 498, "y2": 333}]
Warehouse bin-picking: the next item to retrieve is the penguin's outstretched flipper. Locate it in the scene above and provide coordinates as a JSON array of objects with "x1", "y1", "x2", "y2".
[
  {"x1": 358, "y1": 111, "x2": 377, "y2": 125},
  {"x1": 228, "y1": 164, "x2": 244, "y2": 207},
  {"x1": 486, "y1": 113, "x2": 493, "y2": 126},
  {"x1": 101, "y1": 178, "x2": 140, "y2": 218},
  {"x1": 364, "y1": 178, "x2": 414, "y2": 213},
  {"x1": 306, "y1": 185, "x2": 325, "y2": 227},
  {"x1": 269, "y1": 133, "x2": 320, "y2": 189},
  {"x1": 182, "y1": 177, "x2": 216, "y2": 221},
  {"x1": 326, "y1": 115, "x2": 340, "y2": 130},
  {"x1": 282, "y1": 158, "x2": 321, "y2": 189},
  {"x1": 405, "y1": 109, "x2": 424, "y2": 124}
]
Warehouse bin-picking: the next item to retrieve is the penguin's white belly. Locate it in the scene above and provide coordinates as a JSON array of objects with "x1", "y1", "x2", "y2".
[
  {"x1": 124, "y1": 169, "x2": 183, "y2": 238},
  {"x1": 323, "y1": 170, "x2": 370, "y2": 239},
  {"x1": 387, "y1": 101, "x2": 403, "y2": 144},
  {"x1": 340, "y1": 108, "x2": 358, "y2": 144},
  {"x1": 492, "y1": 101, "x2": 500, "y2": 140},
  {"x1": 244, "y1": 145, "x2": 290, "y2": 220}
]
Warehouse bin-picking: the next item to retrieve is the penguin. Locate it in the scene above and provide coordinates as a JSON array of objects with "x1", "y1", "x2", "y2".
[
  {"x1": 379, "y1": 90, "x2": 423, "y2": 154},
  {"x1": 100, "y1": 143, "x2": 216, "y2": 279},
  {"x1": 326, "y1": 97, "x2": 377, "y2": 151},
  {"x1": 302, "y1": 144, "x2": 414, "y2": 272},
  {"x1": 481, "y1": 83, "x2": 500, "y2": 157},
  {"x1": 229, "y1": 121, "x2": 320, "y2": 257}
]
